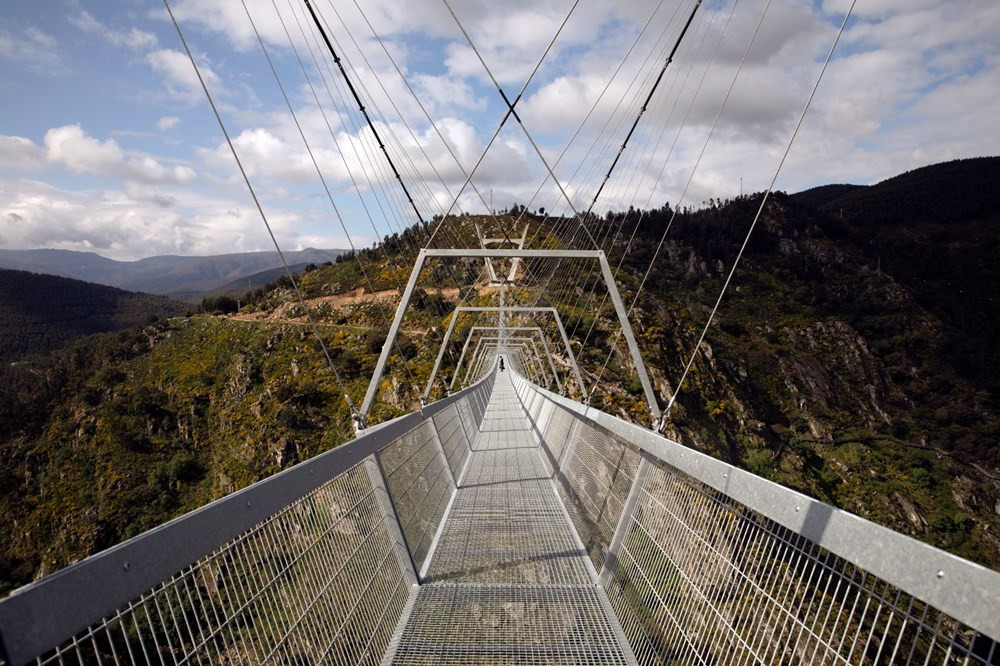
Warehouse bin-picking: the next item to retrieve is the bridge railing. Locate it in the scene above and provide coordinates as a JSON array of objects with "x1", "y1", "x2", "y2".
[
  {"x1": 511, "y1": 373, "x2": 1000, "y2": 665},
  {"x1": 0, "y1": 373, "x2": 496, "y2": 666}
]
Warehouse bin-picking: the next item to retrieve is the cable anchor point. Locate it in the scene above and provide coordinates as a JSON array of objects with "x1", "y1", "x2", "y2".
[
  {"x1": 655, "y1": 413, "x2": 669, "y2": 435},
  {"x1": 351, "y1": 410, "x2": 368, "y2": 435}
]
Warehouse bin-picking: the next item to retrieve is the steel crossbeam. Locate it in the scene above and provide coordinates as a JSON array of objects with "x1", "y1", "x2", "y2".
[
  {"x1": 447, "y1": 307, "x2": 584, "y2": 397},
  {"x1": 360, "y1": 249, "x2": 661, "y2": 424},
  {"x1": 425, "y1": 324, "x2": 562, "y2": 399}
]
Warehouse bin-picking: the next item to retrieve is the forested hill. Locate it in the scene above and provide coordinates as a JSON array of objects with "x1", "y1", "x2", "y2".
[
  {"x1": 815, "y1": 156, "x2": 1000, "y2": 226},
  {"x1": 812, "y1": 157, "x2": 1000, "y2": 399},
  {"x1": 0, "y1": 269, "x2": 187, "y2": 365},
  {"x1": 1, "y1": 158, "x2": 998, "y2": 597}
]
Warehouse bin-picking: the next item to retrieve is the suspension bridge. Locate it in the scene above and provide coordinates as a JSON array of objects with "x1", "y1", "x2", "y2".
[{"x1": 1, "y1": 0, "x2": 998, "y2": 663}]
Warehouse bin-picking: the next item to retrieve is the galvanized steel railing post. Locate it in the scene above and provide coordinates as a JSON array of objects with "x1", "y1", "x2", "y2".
[
  {"x1": 475, "y1": 337, "x2": 544, "y2": 383},
  {"x1": 596, "y1": 253, "x2": 662, "y2": 423},
  {"x1": 452, "y1": 326, "x2": 562, "y2": 390},
  {"x1": 456, "y1": 306, "x2": 585, "y2": 397},
  {"x1": 470, "y1": 346, "x2": 490, "y2": 385},
  {"x1": 597, "y1": 452, "x2": 654, "y2": 587},
  {"x1": 362, "y1": 250, "x2": 655, "y2": 421},
  {"x1": 498, "y1": 275, "x2": 506, "y2": 348},
  {"x1": 536, "y1": 332, "x2": 563, "y2": 392},
  {"x1": 449, "y1": 327, "x2": 476, "y2": 392},
  {"x1": 464, "y1": 338, "x2": 486, "y2": 386},
  {"x1": 528, "y1": 338, "x2": 549, "y2": 386},
  {"x1": 360, "y1": 249, "x2": 428, "y2": 422},
  {"x1": 363, "y1": 454, "x2": 420, "y2": 586}
]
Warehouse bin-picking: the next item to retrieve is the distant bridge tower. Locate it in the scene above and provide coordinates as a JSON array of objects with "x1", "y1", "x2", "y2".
[{"x1": 475, "y1": 223, "x2": 528, "y2": 284}]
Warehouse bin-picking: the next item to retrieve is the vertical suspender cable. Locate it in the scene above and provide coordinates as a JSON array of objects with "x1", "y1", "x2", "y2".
[
  {"x1": 586, "y1": 0, "x2": 702, "y2": 216},
  {"x1": 161, "y1": 0, "x2": 361, "y2": 422},
  {"x1": 658, "y1": 0, "x2": 858, "y2": 431}
]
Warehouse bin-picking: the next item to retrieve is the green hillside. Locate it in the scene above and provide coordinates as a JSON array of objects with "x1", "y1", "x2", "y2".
[
  {"x1": 0, "y1": 269, "x2": 187, "y2": 366},
  {"x1": 1, "y1": 158, "x2": 999, "y2": 597}
]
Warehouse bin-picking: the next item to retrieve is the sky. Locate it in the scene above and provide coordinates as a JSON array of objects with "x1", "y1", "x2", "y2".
[{"x1": 0, "y1": 0, "x2": 998, "y2": 260}]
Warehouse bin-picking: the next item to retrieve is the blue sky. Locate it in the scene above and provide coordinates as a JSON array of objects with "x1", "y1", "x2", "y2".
[{"x1": 1, "y1": 0, "x2": 998, "y2": 259}]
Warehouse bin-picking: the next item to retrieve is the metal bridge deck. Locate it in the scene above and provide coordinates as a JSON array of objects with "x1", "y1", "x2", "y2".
[{"x1": 387, "y1": 373, "x2": 632, "y2": 664}]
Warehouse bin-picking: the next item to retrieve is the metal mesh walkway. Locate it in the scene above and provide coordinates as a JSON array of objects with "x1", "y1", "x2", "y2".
[
  {"x1": 3, "y1": 369, "x2": 998, "y2": 665},
  {"x1": 386, "y1": 373, "x2": 633, "y2": 664}
]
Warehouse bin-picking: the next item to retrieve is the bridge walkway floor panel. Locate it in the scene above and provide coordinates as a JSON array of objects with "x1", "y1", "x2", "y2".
[{"x1": 387, "y1": 373, "x2": 633, "y2": 664}]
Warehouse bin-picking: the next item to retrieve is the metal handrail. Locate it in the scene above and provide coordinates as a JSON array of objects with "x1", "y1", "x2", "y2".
[
  {"x1": 0, "y1": 371, "x2": 496, "y2": 666},
  {"x1": 510, "y1": 372, "x2": 1000, "y2": 642},
  {"x1": 5, "y1": 367, "x2": 996, "y2": 664}
]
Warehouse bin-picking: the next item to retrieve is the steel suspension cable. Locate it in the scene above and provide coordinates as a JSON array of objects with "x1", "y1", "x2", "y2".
[
  {"x1": 441, "y1": 0, "x2": 602, "y2": 251},
  {"x1": 564, "y1": 22, "x2": 709, "y2": 336},
  {"x1": 520, "y1": 14, "x2": 679, "y2": 326},
  {"x1": 346, "y1": 0, "x2": 541, "y2": 252},
  {"x1": 312, "y1": 2, "x2": 556, "y2": 383},
  {"x1": 161, "y1": 0, "x2": 361, "y2": 419},
  {"x1": 586, "y1": 0, "x2": 702, "y2": 215},
  {"x1": 291, "y1": 1, "x2": 467, "y2": 256},
  {"x1": 660, "y1": 0, "x2": 857, "y2": 429},
  {"x1": 240, "y1": 0, "x2": 421, "y2": 390},
  {"x1": 559, "y1": 1, "x2": 707, "y2": 336},
  {"x1": 522, "y1": 14, "x2": 685, "y2": 307},
  {"x1": 322, "y1": 1, "x2": 547, "y2": 304},
  {"x1": 275, "y1": 0, "x2": 455, "y2": 333},
  {"x1": 302, "y1": 1, "x2": 498, "y2": 337},
  {"x1": 425, "y1": 0, "x2": 580, "y2": 248},
  {"x1": 305, "y1": 0, "x2": 467, "y2": 247},
  {"x1": 302, "y1": 0, "x2": 428, "y2": 233},
  {"x1": 575, "y1": 1, "x2": 734, "y2": 352},
  {"x1": 590, "y1": 0, "x2": 775, "y2": 399},
  {"x1": 311, "y1": 0, "x2": 544, "y2": 298}
]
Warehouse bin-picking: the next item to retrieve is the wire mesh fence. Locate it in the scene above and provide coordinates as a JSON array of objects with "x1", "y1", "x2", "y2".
[
  {"x1": 0, "y1": 376, "x2": 495, "y2": 666},
  {"x1": 30, "y1": 461, "x2": 408, "y2": 666},
  {"x1": 605, "y1": 458, "x2": 999, "y2": 665},
  {"x1": 377, "y1": 420, "x2": 454, "y2": 574},
  {"x1": 514, "y1": 376, "x2": 1000, "y2": 666},
  {"x1": 432, "y1": 403, "x2": 472, "y2": 482}
]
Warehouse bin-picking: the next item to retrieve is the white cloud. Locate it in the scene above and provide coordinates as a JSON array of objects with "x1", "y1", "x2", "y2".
[
  {"x1": 0, "y1": 136, "x2": 47, "y2": 172},
  {"x1": 2, "y1": 0, "x2": 998, "y2": 260},
  {"x1": 0, "y1": 125, "x2": 196, "y2": 186},
  {"x1": 156, "y1": 116, "x2": 181, "y2": 131},
  {"x1": 165, "y1": 0, "x2": 456, "y2": 52},
  {"x1": 0, "y1": 24, "x2": 63, "y2": 72},
  {"x1": 507, "y1": 0, "x2": 1000, "y2": 213},
  {"x1": 70, "y1": 10, "x2": 158, "y2": 51},
  {"x1": 413, "y1": 74, "x2": 486, "y2": 114},
  {"x1": 146, "y1": 49, "x2": 222, "y2": 104},
  {"x1": 0, "y1": 178, "x2": 363, "y2": 260}
]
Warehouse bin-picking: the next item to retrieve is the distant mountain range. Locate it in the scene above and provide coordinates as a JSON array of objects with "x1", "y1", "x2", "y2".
[{"x1": 0, "y1": 248, "x2": 347, "y2": 301}]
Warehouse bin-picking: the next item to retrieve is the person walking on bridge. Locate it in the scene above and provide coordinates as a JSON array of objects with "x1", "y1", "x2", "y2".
[{"x1": 499, "y1": 357, "x2": 505, "y2": 372}]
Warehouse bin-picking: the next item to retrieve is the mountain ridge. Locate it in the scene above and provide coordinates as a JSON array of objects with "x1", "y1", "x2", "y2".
[{"x1": 0, "y1": 248, "x2": 347, "y2": 302}]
